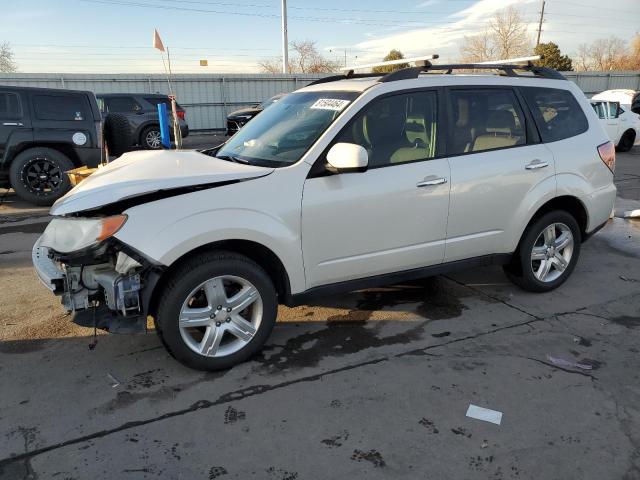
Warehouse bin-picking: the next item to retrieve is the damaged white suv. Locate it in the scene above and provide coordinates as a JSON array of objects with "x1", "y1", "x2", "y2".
[{"x1": 33, "y1": 59, "x2": 616, "y2": 370}]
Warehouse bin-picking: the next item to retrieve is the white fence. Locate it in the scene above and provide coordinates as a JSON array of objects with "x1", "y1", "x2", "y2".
[{"x1": 1, "y1": 71, "x2": 638, "y2": 131}]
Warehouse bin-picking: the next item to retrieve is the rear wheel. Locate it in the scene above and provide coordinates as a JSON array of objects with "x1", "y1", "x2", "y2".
[
  {"x1": 141, "y1": 125, "x2": 162, "y2": 150},
  {"x1": 155, "y1": 250, "x2": 277, "y2": 371},
  {"x1": 9, "y1": 147, "x2": 74, "y2": 206},
  {"x1": 616, "y1": 130, "x2": 635, "y2": 152},
  {"x1": 504, "y1": 210, "x2": 581, "y2": 292}
]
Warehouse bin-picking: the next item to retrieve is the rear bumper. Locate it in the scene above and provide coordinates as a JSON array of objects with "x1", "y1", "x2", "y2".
[{"x1": 75, "y1": 147, "x2": 102, "y2": 168}]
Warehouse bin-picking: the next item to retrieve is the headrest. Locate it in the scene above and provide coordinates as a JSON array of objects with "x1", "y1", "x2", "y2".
[{"x1": 486, "y1": 110, "x2": 515, "y2": 135}]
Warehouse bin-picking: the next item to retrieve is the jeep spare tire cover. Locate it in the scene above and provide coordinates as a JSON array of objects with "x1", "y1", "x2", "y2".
[{"x1": 104, "y1": 113, "x2": 132, "y2": 157}]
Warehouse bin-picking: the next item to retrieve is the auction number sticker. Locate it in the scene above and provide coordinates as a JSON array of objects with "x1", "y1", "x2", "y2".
[{"x1": 310, "y1": 98, "x2": 351, "y2": 111}]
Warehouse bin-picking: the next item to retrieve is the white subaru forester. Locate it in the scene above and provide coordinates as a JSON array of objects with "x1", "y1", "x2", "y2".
[{"x1": 33, "y1": 59, "x2": 616, "y2": 370}]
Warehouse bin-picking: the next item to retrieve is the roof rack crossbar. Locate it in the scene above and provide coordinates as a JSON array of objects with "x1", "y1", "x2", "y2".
[{"x1": 379, "y1": 63, "x2": 565, "y2": 82}]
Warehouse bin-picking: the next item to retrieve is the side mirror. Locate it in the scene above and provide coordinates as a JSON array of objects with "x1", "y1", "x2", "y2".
[{"x1": 326, "y1": 143, "x2": 368, "y2": 174}]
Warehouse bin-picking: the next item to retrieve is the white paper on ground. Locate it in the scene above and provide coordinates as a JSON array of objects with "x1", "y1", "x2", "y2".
[{"x1": 466, "y1": 404, "x2": 503, "y2": 425}]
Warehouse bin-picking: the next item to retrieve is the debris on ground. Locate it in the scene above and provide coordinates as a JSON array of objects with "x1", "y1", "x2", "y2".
[
  {"x1": 546, "y1": 355, "x2": 593, "y2": 370},
  {"x1": 623, "y1": 209, "x2": 640, "y2": 219},
  {"x1": 466, "y1": 404, "x2": 503, "y2": 425},
  {"x1": 107, "y1": 373, "x2": 121, "y2": 388}
]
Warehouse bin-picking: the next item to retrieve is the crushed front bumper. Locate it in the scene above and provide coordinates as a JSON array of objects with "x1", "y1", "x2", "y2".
[
  {"x1": 31, "y1": 236, "x2": 151, "y2": 334},
  {"x1": 32, "y1": 238, "x2": 65, "y2": 294}
]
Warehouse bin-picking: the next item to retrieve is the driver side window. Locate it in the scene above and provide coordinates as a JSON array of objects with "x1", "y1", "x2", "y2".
[{"x1": 334, "y1": 91, "x2": 438, "y2": 168}]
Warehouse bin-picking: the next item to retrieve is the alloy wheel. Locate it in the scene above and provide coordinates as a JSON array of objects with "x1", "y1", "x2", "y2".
[
  {"x1": 178, "y1": 275, "x2": 263, "y2": 358},
  {"x1": 530, "y1": 222, "x2": 574, "y2": 283},
  {"x1": 22, "y1": 156, "x2": 63, "y2": 195},
  {"x1": 145, "y1": 129, "x2": 162, "y2": 148}
]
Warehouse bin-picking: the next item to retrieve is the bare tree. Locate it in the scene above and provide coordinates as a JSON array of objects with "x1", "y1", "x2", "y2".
[
  {"x1": 0, "y1": 43, "x2": 17, "y2": 73},
  {"x1": 258, "y1": 40, "x2": 340, "y2": 74},
  {"x1": 459, "y1": 6, "x2": 531, "y2": 62},
  {"x1": 573, "y1": 36, "x2": 637, "y2": 71}
]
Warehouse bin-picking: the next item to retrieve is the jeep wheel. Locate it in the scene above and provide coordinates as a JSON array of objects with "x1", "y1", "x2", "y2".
[
  {"x1": 155, "y1": 250, "x2": 277, "y2": 371},
  {"x1": 141, "y1": 126, "x2": 163, "y2": 150},
  {"x1": 9, "y1": 148, "x2": 74, "y2": 206},
  {"x1": 504, "y1": 210, "x2": 581, "y2": 292}
]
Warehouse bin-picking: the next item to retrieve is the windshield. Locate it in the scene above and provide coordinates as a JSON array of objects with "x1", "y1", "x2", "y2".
[{"x1": 217, "y1": 91, "x2": 359, "y2": 167}]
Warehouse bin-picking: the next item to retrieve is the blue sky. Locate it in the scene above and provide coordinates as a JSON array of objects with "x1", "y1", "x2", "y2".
[{"x1": 3, "y1": 0, "x2": 639, "y2": 73}]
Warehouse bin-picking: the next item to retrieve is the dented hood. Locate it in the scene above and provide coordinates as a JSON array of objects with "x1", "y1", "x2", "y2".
[{"x1": 51, "y1": 149, "x2": 273, "y2": 216}]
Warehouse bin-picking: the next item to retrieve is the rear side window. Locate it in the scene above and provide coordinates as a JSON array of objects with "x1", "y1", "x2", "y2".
[
  {"x1": 591, "y1": 102, "x2": 606, "y2": 119},
  {"x1": 0, "y1": 92, "x2": 22, "y2": 119},
  {"x1": 447, "y1": 88, "x2": 526, "y2": 155},
  {"x1": 33, "y1": 95, "x2": 88, "y2": 121},
  {"x1": 144, "y1": 97, "x2": 182, "y2": 110},
  {"x1": 105, "y1": 96, "x2": 142, "y2": 113},
  {"x1": 522, "y1": 87, "x2": 588, "y2": 142}
]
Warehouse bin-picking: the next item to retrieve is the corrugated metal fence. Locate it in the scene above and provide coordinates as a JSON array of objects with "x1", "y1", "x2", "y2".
[
  {"x1": 1, "y1": 71, "x2": 639, "y2": 131},
  {"x1": 0, "y1": 73, "x2": 324, "y2": 131}
]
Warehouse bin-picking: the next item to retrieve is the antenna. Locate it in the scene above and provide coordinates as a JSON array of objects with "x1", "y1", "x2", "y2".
[{"x1": 340, "y1": 54, "x2": 439, "y2": 73}]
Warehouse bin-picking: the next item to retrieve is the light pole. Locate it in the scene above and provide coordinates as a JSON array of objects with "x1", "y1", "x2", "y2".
[{"x1": 281, "y1": 0, "x2": 289, "y2": 74}]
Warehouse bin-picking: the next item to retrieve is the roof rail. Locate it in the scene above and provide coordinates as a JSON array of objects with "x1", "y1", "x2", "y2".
[{"x1": 307, "y1": 55, "x2": 565, "y2": 87}]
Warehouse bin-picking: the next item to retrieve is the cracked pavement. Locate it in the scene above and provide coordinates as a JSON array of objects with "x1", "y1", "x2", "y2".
[{"x1": 0, "y1": 146, "x2": 639, "y2": 479}]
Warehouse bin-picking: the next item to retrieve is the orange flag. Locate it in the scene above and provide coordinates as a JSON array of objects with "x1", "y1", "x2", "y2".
[{"x1": 153, "y1": 29, "x2": 165, "y2": 52}]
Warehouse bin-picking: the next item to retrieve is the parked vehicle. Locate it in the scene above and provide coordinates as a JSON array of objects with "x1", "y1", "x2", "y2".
[
  {"x1": 33, "y1": 58, "x2": 616, "y2": 371},
  {"x1": 591, "y1": 89, "x2": 640, "y2": 152},
  {"x1": 0, "y1": 86, "x2": 103, "y2": 205},
  {"x1": 96, "y1": 93, "x2": 189, "y2": 150},
  {"x1": 226, "y1": 93, "x2": 285, "y2": 136}
]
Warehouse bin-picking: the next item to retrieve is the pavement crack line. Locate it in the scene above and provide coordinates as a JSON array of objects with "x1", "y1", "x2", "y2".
[{"x1": 0, "y1": 315, "x2": 547, "y2": 467}]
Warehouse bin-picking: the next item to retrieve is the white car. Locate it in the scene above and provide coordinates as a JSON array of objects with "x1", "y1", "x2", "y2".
[
  {"x1": 591, "y1": 89, "x2": 640, "y2": 152},
  {"x1": 33, "y1": 59, "x2": 616, "y2": 371}
]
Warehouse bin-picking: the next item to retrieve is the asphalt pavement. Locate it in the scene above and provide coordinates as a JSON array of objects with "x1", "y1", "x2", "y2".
[{"x1": 0, "y1": 143, "x2": 639, "y2": 479}]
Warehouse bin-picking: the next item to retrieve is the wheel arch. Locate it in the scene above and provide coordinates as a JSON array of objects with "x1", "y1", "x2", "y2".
[
  {"x1": 146, "y1": 239, "x2": 292, "y2": 319},
  {"x1": 521, "y1": 195, "x2": 589, "y2": 247},
  {"x1": 10, "y1": 143, "x2": 80, "y2": 167}
]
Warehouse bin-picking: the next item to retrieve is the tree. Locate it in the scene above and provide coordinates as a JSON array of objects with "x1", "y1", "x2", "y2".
[
  {"x1": 459, "y1": 6, "x2": 531, "y2": 62},
  {"x1": 372, "y1": 50, "x2": 409, "y2": 73},
  {"x1": 573, "y1": 36, "x2": 637, "y2": 71},
  {"x1": 258, "y1": 40, "x2": 340, "y2": 74},
  {"x1": 0, "y1": 43, "x2": 17, "y2": 73},
  {"x1": 534, "y1": 42, "x2": 573, "y2": 71}
]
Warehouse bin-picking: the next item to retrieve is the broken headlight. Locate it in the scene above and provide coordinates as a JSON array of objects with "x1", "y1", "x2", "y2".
[{"x1": 40, "y1": 215, "x2": 127, "y2": 254}]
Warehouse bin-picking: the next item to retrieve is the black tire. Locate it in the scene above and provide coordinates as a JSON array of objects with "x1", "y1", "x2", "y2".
[
  {"x1": 504, "y1": 210, "x2": 581, "y2": 293},
  {"x1": 616, "y1": 130, "x2": 636, "y2": 153},
  {"x1": 9, "y1": 147, "x2": 74, "y2": 206},
  {"x1": 155, "y1": 250, "x2": 278, "y2": 371},
  {"x1": 140, "y1": 125, "x2": 163, "y2": 150},
  {"x1": 103, "y1": 113, "x2": 132, "y2": 157}
]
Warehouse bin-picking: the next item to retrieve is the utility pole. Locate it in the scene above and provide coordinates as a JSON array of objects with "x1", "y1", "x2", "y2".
[
  {"x1": 536, "y1": 0, "x2": 546, "y2": 47},
  {"x1": 281, "y1": 0, "x2": 289, "y2": 74}
]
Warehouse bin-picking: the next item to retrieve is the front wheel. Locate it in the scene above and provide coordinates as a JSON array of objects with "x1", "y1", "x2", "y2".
[
  {"x1": 155, "y1": 251, "x2": 277, "y2": 371},
  {"x1": 9, "y1": 147, "x2": 74, "y2": 206},
  {"x1": 616, "y1": 130, "x2": 635, "y2": 153},
  {"x1": 504, "y1": 211, "x2": 581, "y2": 292}
]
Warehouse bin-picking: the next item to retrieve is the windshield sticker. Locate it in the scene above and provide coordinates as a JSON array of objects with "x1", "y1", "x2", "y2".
[{"x1": 310, "y1": 98, "x2": 351, "y2": 111}]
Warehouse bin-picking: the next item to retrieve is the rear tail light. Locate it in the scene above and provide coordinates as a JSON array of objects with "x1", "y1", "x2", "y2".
[
  {"x1": 597, "y1": 141, "x2": 615, "y2": 173},
  {"x1": 176, "y1": 110, "x2": 185, "y2": 120}
]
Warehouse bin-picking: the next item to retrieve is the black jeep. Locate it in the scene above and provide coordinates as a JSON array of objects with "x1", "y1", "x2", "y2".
[{"x1": 0, "y1": 86, "x2": 103, "y2": 205}]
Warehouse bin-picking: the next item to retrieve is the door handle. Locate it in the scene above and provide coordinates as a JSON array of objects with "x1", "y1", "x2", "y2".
[
  {"x1": 2, "y1": 122, "x2": 23, "y2": 126},
  {"x1": 417, "y1": 177, "x2": 447, "y2": 187},
  {"x1": 525, "y1": 160, "x2": 549, "y2": 170}
]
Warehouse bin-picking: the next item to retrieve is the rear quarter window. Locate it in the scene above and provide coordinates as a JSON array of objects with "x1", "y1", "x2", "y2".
[
  {"x1": 33, "y1": 94, "x2": 89, "y2": 121},
  {"x1": 521, "y1": 87, "x2": 588, "y2": 143},
  {"x1": 0, "y1": 92, "x2": 22, "y2": 119}
]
